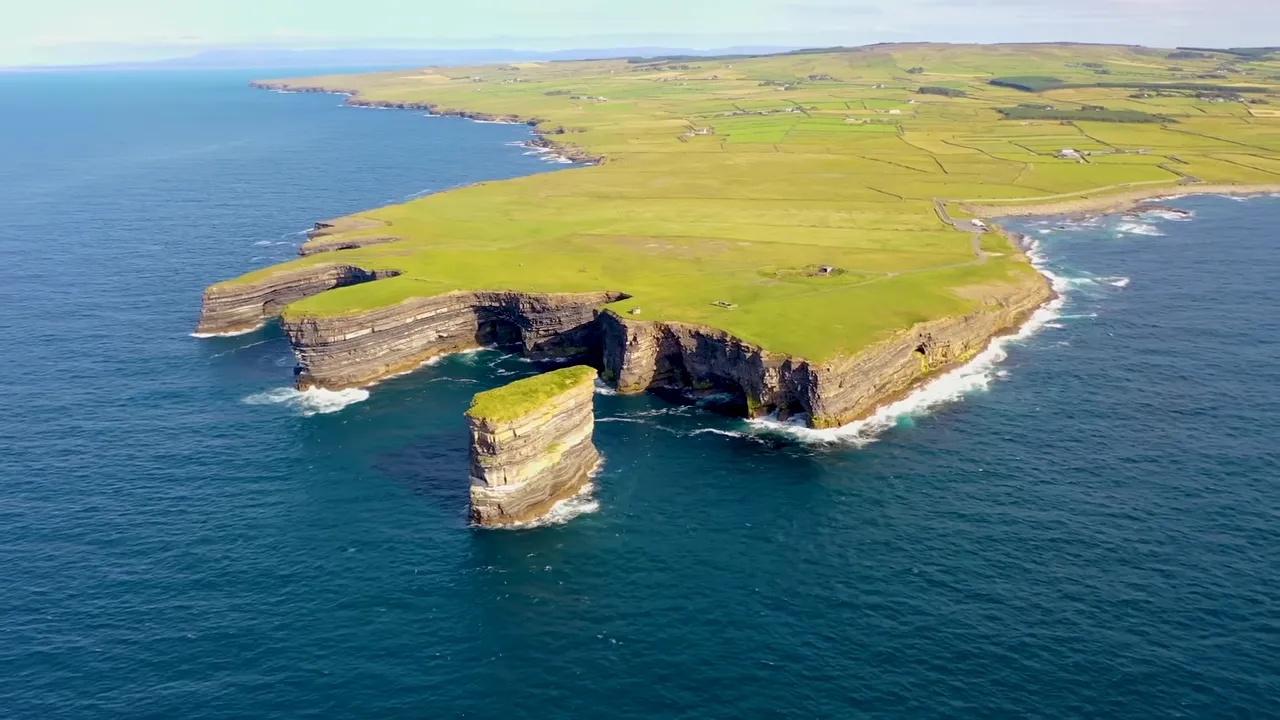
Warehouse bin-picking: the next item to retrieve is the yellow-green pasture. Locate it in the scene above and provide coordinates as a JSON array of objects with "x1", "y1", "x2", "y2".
[{"x1": 223, "y1": 44, "x2": 1280, "y2": 362}]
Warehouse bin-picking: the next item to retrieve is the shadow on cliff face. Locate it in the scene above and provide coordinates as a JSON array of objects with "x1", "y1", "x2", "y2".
[{"x1": 372, "y1": 433, "x2": 471, "y2": 520}]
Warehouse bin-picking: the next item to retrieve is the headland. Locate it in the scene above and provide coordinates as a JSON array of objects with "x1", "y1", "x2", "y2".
[{"x1": 199, "y1": 43, "x2": 1280, "y2": 428}]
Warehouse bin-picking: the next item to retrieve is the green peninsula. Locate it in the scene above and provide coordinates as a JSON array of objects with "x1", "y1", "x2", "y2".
[{"x1": 198, "y1": 43, "x2": 1280, "y2": 426}]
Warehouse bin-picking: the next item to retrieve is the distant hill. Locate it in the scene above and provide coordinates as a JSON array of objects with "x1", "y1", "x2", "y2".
[{"x1": 3, "y1": 46, "x2": 799, "y2": 72}]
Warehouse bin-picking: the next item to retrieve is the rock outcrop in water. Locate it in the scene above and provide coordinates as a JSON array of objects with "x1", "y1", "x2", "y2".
[{"x1": 466, "y1": 366, "x2": 600, "y2": 527}]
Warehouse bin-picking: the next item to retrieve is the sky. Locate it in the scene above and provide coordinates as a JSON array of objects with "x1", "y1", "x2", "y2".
[{"x1": 5, "y1": 0, "x2": 1277, "y2": 67}]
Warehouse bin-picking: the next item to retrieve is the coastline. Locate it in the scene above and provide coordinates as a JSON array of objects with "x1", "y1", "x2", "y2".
[
  {"x1": 222, "y1": 76, "x2": 1273, "y2": 437},
  {"x1": 751, "y1": 228, "x2": 1064, "y2": 444},
  {"x1": 207, "y1": 79, "x2": 1059, "y2": 431},
  {"x1": 962, "y1": 184, "x2": 1280, "y2": 219},
  {"x1": 249, "y1": 81, "x2": 603, "y2": 165}
]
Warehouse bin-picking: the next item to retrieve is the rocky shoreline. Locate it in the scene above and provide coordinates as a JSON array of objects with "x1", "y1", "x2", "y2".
[
  {"x1": 197, "y1": 255, "x2": 1050, "y2": 428},
  {"x1": 962, "y1": 184, "x2": 1280, "y2": 219},
  {"x1": 195, "y1": 79, "x2": 1068, "y2": 430},
  {"x1": 249, "y1": 81, "x2": 603, "y2": 165}
]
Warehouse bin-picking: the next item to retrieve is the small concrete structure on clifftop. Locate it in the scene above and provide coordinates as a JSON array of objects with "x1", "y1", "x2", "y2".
[{"x1": 466, "y1": 366, "x2": 600, "y2": 527}]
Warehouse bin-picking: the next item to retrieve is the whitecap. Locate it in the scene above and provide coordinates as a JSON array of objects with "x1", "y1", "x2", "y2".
[
  {"x1": 690, "y1": 428, "x2": 753, "y2": 439},
  {"x1": 242, "y1": 387, "x2": 370, "y2": 416},
  {"x1": 593, "y1": 379, "x2": 618, "y2": 395},
  {"x1": 1104, "y1": 276, "x2": 1131, "y2": 288},
  {"x1": 1115, "y1": 221, "x2": 1163, "y2": 236},
  {"x1": 253, "y1": 240, "x2": 273, "y2": 246},
  {"x1": 190, "y1": 324, "x2": 263, "y2": 338},
  {"x1": 1140, "y1": 209, "x2": 1194, "y2": 222}
]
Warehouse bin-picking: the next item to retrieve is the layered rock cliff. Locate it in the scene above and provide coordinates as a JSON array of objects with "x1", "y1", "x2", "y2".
[
  {"x1": 284, "y1": 290, "x2": 627, "y2": 389},
  {"x1": 599, "y1": 275, "x2": 1051, "y2": 428},
  {"x1": 195, "y1": 264, "x2": 400, "y2": 336},
  {"x1": 466, "y1": 366, "x2": 600, "y2": 527}
]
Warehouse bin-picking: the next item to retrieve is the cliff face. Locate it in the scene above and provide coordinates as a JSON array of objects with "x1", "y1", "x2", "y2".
[
  {"x1": 195, "y1": 264, "x2": 399, "y2": 336},
  {"x1": 467, "y1": 368, "x2": 600, "y2": 527},
  {"x1": 199, "y1": 255, "x2": 1048, "y2": 428},
  {"x1": 284, "y1": 290, "x2": 627, "y2": 389},
  {"x1": 599, "y1": 276, "x2": 1051, "y2": 428}
]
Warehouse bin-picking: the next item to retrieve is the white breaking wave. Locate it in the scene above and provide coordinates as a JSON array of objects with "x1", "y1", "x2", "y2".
[
  {"x1": 593, "y1": 379, "x2": 618, "y2": 395},
  {"x1": 1104, "y1": 276, "x2": 1131, "y2": 288},
  {"x1": 690, "y1": 428, "x2": 754, "y2": 440},
  {"x1": 505, "y1": 458, "x2": 605, "y2": 529},
  {"x1": 1115, "y1": 221, "x2": 1163, "y2": 236},
  {"x1": 242, "y1": 387, "x2": 370, "y2": 416},
  {"x1": 1139, "y1": 209, "x2": 1194, "y2": 222},
  {"x1": 508, "y1": 483, "x2": 600, "y2": 529},
  {"x1": 190, "y1": 324, "x2": 263, "y2": 339},
  {"x1": 253, "y1": 240, "x2": 274, "y2": 246}
]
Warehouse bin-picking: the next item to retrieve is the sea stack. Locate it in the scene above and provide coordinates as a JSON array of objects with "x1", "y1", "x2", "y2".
[{"x1": 466, "y1": 366, "x2": 600, "y2": 527}]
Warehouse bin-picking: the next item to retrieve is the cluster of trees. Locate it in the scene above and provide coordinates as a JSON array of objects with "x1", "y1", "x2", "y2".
[
  {"x1": 988, "y1": 76, "x2": 1067, "y2": 92},
  {"x1": 989, "y1": 76, "x2": 1270, "y2": 94},
  {"x1": 917, "y1": 86, "x2": 967, "y2": 97},
  {"x1": 996, "y1": 106, "x2": 1170, "y2": 123}
]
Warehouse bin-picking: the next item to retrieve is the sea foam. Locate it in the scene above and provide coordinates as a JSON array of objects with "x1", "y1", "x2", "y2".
[
  {"x1": 1115, "y1": 221, "x2": 1164, "y2": 237},
  {"x1": 504, "y1": 459, "x2": 605, "y2": 529},
  {"x1": 242, "y1": 387, "x2": 370, "y2": 416},
  {"x1": 189, "y1": 324, "x2": 263, "y2": 339}
]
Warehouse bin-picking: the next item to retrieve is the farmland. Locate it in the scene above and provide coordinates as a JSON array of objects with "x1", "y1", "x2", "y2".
[{"x1": 215, "y1": 43, "x2": 1280, "y2": 363}]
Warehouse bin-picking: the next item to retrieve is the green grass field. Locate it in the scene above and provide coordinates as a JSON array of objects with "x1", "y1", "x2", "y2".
[
  {"x1": 466, "y1": 365, "x2": 595, "y2": 422},
  {"x1": 220, "y1": 43, "x2": 1280, "y2": 362}
]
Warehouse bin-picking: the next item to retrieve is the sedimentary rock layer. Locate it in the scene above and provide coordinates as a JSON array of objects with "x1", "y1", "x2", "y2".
[
  {"x1": 599, "y1": 275, "x2": 1051, "y2": 428},
  {"x1": 284, "y1": 290, "x2": 626, "y2": 389},
  {"x1": 195, "y1": 265, "x2": 399, "y2": 336},
  {"x1": 298, "y1": 234, "x2": 401, "y2": 256},
  {"x1": 198, "y1": 249, "x2": 1048, "y2": 427},
  {"x1": 467, "y1": 368, "x2": 599, "y2": 527}
]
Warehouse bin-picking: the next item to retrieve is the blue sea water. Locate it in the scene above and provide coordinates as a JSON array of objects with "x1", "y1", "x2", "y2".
[{"x1": 2, "y1": 71, "x2": 1279, "y2": 718}]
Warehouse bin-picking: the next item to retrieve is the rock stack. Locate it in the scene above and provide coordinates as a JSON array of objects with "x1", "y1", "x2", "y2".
[{"x1": 466, "y1": 366, "x2": 600, "y2": 527}]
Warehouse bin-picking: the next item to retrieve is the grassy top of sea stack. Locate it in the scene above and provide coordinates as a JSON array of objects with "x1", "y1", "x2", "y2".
[
  {"x1": 224, "y1": 43, "x2": 1280, "y2": 362},
  {"x1": 467, "y1": 366, "x2": 597, "y2": 424}
]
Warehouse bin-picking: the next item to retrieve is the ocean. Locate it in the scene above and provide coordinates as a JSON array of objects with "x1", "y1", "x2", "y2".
[{"x1": 1, "y1": 71, "x2": 1278, "y2": 718}]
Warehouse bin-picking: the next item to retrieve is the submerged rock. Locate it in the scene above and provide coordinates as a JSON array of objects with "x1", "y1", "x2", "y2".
[{"x1": 466, "y1": 366, "x2": 600, "y2": 527}]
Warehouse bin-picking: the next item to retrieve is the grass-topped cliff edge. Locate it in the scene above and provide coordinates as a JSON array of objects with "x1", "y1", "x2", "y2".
[{"x1": 213, "y1": 43, "x2": 1280, "y2": 363}]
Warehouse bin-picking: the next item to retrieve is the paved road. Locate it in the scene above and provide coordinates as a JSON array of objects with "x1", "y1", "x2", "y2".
[{"x1": 933, "y1": 199, "x2": 988, "y2": 264}]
